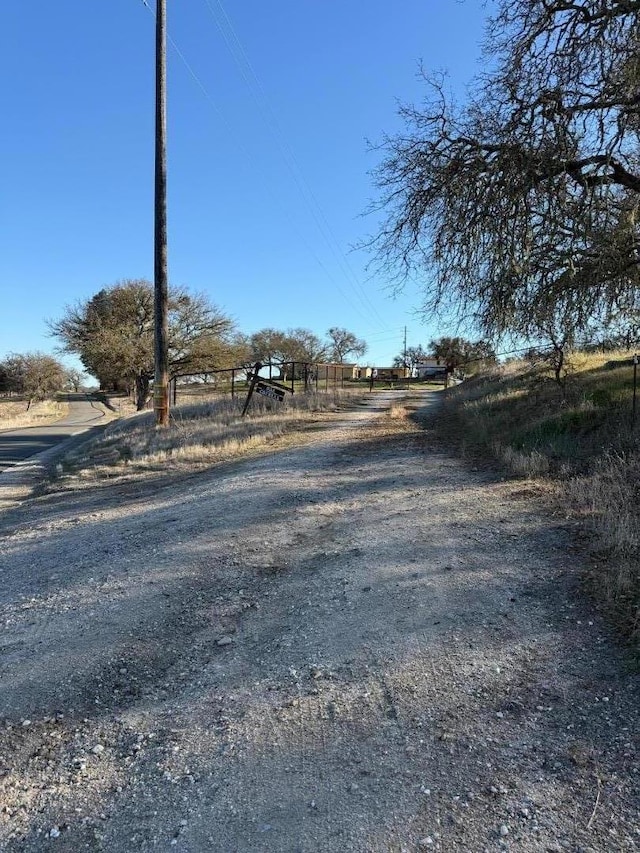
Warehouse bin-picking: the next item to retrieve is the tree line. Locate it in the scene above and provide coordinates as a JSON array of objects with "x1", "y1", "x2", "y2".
[
  {"x1": 4, "y1": 280, "x2": 499, "y2": 414},
  {"x1": 17, "y1": 278, "x2": 368, "y2": 411},
  {"x1": 392, "y1": 337, "x2": 497, "y2": 374},
  {"x1": 0, "y1": 353, "x2": 84, "y2": 408}
]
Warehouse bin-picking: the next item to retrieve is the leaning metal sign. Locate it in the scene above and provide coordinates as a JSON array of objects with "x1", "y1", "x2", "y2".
[
  {"x1": 255, "y1": 381, "x2": 285, "y2": 402},
  {"x1": 242, "y1": 362, "x2": 293, "y2": 415}
]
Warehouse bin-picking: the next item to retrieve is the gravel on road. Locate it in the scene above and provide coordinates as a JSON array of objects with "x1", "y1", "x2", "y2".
[{"x1": 0, "y1": 390, "x2": 637, "y2": 852}]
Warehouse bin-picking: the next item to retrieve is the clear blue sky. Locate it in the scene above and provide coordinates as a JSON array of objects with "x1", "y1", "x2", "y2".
[{"x1": 0, "y1": 0, "x2": 489, "y2": 373}]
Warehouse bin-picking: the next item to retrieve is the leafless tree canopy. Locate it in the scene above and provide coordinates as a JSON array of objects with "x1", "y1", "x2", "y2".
[
  {"x1": 370, "y1": 0, "x2": 640, "y2": 338},
  {"x1": 0, "y1": 353, "x2": 68, "y2": 403},
  {"x1": 327, "y1": 327, "x2": 368, "y2": 363}
]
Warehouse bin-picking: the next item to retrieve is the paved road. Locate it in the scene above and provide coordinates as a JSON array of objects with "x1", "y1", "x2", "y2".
[{"x1": 0, "y1": 394, "x2": 108, "y2": 472}]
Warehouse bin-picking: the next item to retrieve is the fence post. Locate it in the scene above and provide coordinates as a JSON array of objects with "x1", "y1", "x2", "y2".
[
  {"x1": 291, "y1": 362, "x2": 295, "y2": 395},
  {"x1": 242, "y1": 362, "x2": 262, "y2": 417},
  {"x1": 231, "y1": 369, "x2": 235, "y2": 399}
]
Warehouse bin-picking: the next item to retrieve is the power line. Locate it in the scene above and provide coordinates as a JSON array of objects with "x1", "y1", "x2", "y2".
[
  {"x1": 136, "y1": 1, "x2": 382, "y2": 329},
  {"x1": 199, "y1": 0, "x2": 388, "y2": 328}
]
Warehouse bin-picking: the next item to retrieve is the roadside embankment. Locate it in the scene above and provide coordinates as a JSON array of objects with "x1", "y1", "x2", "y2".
[{"x1": 432, "y1": 351, "x2": 640, "y2": 646}]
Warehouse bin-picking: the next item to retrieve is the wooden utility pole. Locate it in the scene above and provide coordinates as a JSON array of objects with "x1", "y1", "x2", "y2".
[
  {"x1": 154, "y1": 0, "x2": 170, "y2": 427},
  {"x1": 403, "y1": 325, "x2": 408, "y2": 376}
]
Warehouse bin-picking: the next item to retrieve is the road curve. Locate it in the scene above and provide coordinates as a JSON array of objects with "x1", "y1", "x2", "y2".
[{"x1": 0, "y1": 394, "x2": 108, "y2": 473}]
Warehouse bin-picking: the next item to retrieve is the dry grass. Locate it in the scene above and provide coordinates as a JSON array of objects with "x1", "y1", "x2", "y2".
[
  {"x1": 54, "y1": 388, "x2": 367, "y2": 481},
  {"x1": 568, "y1": 454, "x2": 640, "y2": 641},
  {"x1": 0, "y1": 399, "x2": 68, "y2": 430},
  {"x1": 437, "y1": 350, "x2": 640, "y2": 645},
  {"x1": 387, "y1": 402, "x2": 408, "y2": 419}
]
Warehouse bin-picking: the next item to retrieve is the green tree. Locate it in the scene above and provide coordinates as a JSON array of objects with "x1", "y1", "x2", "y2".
[
  {"x1": 50, "y1": 279, "x2": 234, "y2": 410},
  {"x1": 249, "y1": 328, "x2": 327, "y2": 378}
]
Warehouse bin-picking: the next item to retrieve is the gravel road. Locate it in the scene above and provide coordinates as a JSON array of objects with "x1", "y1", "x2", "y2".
[{"x1": 0, "y1": 390, "x2": 637, "y2": 852}]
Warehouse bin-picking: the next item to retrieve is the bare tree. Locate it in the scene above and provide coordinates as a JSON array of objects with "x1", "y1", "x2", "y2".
[
  {"x1": 369, "y1": 0, "x2": 640, "y2": 339},
  {"x1": 326, "y1": 327, "x2": 367, "y2": 362},
  {"x1": 65, "y1": 368, "x2": 86, "y2": 392},
  {"x1": 392, "y1": 344, "x2": 428, "y2": 371},
  {"x1": 1, "y1": 353, "x2": 67, "y2": 408}
]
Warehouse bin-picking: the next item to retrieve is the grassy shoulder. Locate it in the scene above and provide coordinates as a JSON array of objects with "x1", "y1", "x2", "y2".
[
  {"x1": 49, "y1": 387, "x2": 372, "y2": 486},
  {"x1": 434, "y1": 351, "x2": 640, "y2": 646},
  {"x1": 0, "y1": 398, "x2": 69, "y2": 430}
]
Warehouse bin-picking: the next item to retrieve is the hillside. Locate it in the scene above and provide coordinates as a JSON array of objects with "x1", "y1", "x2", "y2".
[{"x1": 435, "y1": 350, "x2": 640, "y2": 645}]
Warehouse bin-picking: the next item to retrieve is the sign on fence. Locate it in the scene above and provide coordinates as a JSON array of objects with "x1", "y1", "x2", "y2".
[
  {"x1": 242, "y1": 362, "x2": 293, "y2": 415},
  {"x1": 255, "y1": 381, "x2": 285, "y2": 402}
]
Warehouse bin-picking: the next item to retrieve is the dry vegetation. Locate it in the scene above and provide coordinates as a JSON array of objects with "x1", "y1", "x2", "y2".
[
  {"x1": 52, "y1": 387, "x2": 368, "y2": 483},
  {"x1": 436, "y1": 351, "x2": 640, "y2": 645},
  {"x1": 0, "y1": 398, "x2": 68, "y2": 430}
]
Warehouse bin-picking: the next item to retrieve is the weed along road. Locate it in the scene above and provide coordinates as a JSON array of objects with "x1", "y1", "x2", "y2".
[
  {"x1": 0, "y1": 390, "x2": 637, "y2": 852},
  {"x1": 0, "y1": 394, "x2": 108, "y2": 472}
]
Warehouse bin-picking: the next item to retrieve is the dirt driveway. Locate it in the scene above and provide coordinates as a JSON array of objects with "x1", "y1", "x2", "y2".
[{"x1": 0, "y1": 391, "x2": 637, "y2": 852}]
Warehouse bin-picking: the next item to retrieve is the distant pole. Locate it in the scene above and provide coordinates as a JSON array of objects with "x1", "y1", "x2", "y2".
[
  {"x1": 154, "y1": 0, "x2": 170, "y2": 427},
  {"x1": 403, "y1": 325, "x2": 407, "y2": 372}
]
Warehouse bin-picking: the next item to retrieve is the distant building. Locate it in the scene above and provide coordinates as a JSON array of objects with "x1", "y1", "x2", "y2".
[
  {"x1": 365, "y1": 366, "x2": 412, "y2": 380},
  {"x1": 315, "y1": 363, "x2": 360, "y2": 381},
  {"x1": 414, "y1": 359, "x2": 448, "y2": 380}
]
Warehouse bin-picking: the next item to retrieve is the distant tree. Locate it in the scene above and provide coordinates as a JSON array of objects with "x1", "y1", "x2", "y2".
[
  {"x1": 429, "y1": 336, "x2": 497, "y2": 373},
  {"x1": 288, "y1": 328, "x2": 328, "y2": 364},
  {"x1": 65, "y1": 368, "x2": 86, "y2": 392},
  {"x1": 326, "y1": 327, "x2": 367, "y2": 363},
  {"x1": 1, "y1": 352, "x2": 67, "y2": 407},
  {"x1": 0, "y1": 364, "x2": 10, "y2": 396},
  {"x1": 392, "y1": 344, "x2": 429, "y2": 371},
  {"x1": 50, "y1": 280, "x2": 235, "y2": 410},
  {"x1": 248, "y1": 329, "x2": 291, "y2": 366},
  {"x1": 249, "y1": 328, "x2": 327, "y2": 378}
]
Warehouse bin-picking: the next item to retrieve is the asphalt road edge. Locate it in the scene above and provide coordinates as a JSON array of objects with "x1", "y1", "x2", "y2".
[{"x1": 0, "y1": 423, "x2": 110, "y2": 509}]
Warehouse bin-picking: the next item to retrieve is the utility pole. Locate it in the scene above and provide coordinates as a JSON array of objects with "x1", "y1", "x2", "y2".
[
  {"x1": 403, "y1": 326, "x2": 408, "y2": 374},
  {"x1": 154, "y1": 0, "x2": 170, "y2": 427}
]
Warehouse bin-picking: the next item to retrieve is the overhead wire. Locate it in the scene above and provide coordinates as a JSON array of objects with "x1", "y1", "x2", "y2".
[
  {"x1": 136, "y1": 0, "x2": 383, "y2": 329},
  {"x1": 199, "y1": 0, "x2": 390, "y2": 329}
]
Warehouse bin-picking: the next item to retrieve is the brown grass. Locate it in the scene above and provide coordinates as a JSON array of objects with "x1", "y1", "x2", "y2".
[
  {"x1": 0, "y1": 399, "x2": 68, "y2": 430},
  {"x1": 568, "y1": 453, "x2": 640, "y2": 641},
  {"x1": 53, "y1": 388, "x2": 367, "y2": 482},
  {"x1": 435, "y1": 350, "x2": 639, "y2": 645}
]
